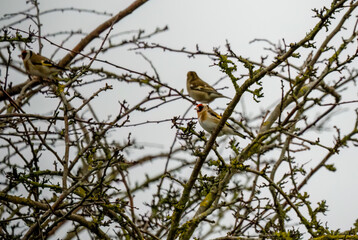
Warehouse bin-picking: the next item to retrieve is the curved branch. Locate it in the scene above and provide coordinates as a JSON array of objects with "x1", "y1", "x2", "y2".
[{"x1": 0, "y1": 0, "x2": 150, "y2": 101}]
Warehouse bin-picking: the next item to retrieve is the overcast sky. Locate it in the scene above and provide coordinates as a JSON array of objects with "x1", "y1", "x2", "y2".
[{"x1": 1, "y1": 0, "x2": 357, "y2": 238}]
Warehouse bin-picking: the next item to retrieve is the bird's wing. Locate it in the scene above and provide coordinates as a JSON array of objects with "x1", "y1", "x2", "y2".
[
  {"x1": 37, "y1": 59, "x2": 65, "y2": 70},
  {"x1": 190, "y1": 82, "x2": 220, "y2": 94},
  {"x1": 207, "y1": 108, "x2": 228, "y2": 126},
  {"x1": 30, "y1": 54, "x2": 51, "y2": 65},
  {"x1": 207, "y1": 108, "x2": 221, "y2": 120},
  {"x1": 40, "y1": 59, "x2": 55, "y2": 67},
  {"x1": 208, "y1": 108, "x2": 237, "y2": 129},
  {"x1": 32, "y1": 55, "x2": 65, "y2": 70}
]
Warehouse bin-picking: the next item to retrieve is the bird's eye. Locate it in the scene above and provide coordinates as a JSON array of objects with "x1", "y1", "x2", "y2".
[{"x1": 197, "y1": 105, "x2": 203, "y2": 111}]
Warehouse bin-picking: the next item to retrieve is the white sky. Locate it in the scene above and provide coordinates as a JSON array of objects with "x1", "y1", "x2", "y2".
[{"x1": 1, "y1": 0, "x2": 358, "y2": 238}]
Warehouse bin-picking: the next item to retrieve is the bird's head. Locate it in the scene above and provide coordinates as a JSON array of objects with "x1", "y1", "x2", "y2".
[
  {"x1": 187, "y1": 71, "x2": 198, "y2": 82},
  {"x1": 20, "y1": 50, "x2": 32, "y2": 60},
  {"x1": 195, "y1": 103, "x2": 207, "y2": 113}
]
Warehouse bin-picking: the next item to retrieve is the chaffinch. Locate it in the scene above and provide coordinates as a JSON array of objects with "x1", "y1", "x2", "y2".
[{"x1": 187, "y1": 71, "x2": 230, "y2": 103}]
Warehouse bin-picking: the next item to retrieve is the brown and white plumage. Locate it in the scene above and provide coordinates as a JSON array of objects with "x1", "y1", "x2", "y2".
[
  {"x1": 21, "y1": 50, "x2": 66, "y2": 79},
  {"x1": 195, "y1": 104, "x2": 245, "y2": 138},
  {"x1": 187, "y1": 71, "x2": 230, "y2": 103}
]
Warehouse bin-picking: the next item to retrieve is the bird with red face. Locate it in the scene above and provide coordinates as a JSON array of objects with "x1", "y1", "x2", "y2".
[
  {"x1": 195, "y1": 103, "x2": 245, "y2": 138},
  {"x1": 21, "y1": 50, "x2": 66, "y2": 79}
]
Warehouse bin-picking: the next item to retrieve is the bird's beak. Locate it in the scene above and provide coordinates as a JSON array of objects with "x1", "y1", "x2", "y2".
[{"x1": 195, "y1": 106, "x2": 199, "y2": 111}]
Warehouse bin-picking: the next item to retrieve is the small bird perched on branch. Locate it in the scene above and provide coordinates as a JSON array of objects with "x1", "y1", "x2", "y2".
[
  {"x1": 195, "y1": 103, "x2": 246, "y2": 138},
  {"x1": 186, "y1": 71, "x2": 230, "y2": 103},
  {"x1": 20, "y1": 50, "x2": 67, "y2": 80}
]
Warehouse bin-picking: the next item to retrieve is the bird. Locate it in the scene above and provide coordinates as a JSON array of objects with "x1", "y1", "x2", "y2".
[
  {"x1": 20, "y1": 50, "x2": 66, "y2": 79},
  {"x1": 186, "y1": 71, "x2": 231, "y2": 103},
  {"x1": 195, "y1": 103, "x2": 246, "y2": 138}
]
